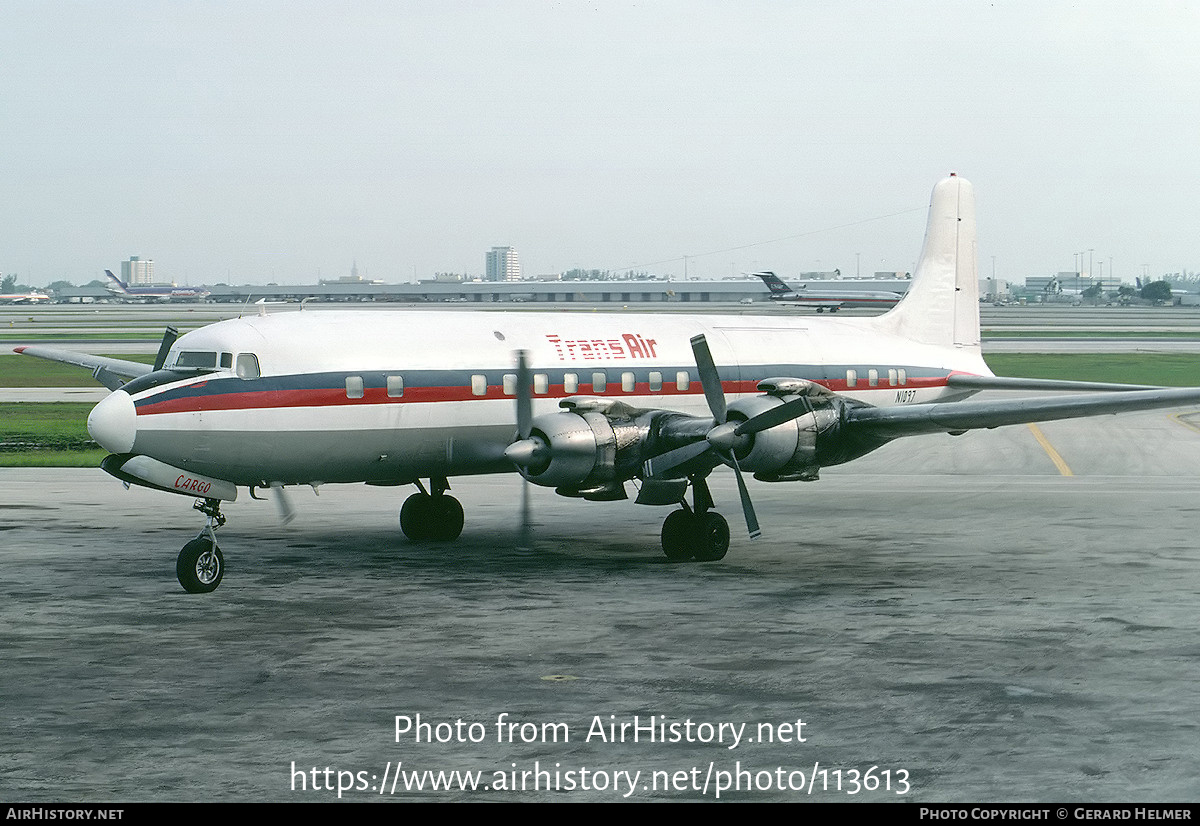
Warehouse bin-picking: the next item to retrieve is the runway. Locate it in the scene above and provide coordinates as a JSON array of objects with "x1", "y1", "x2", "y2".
[
  {"x1": 3, "y1": 407, "x2": 1199, "y2": 801},
  {"x1": 8, "y1": 303, "x2": 1200, "y2": 355}
]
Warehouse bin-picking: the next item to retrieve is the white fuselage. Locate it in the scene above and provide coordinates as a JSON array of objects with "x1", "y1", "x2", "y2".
[{"x1": 94, "y1": 309, "x2": 989, "y2": 488}]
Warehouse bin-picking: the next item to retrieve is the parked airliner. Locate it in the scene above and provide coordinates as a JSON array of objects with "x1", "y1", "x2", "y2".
[
  {"x1": 0, "y1": 290, "x2": 51, "y2": 304},
  {"x1": 18, "y1": 175, "x2": 1200, "y2": 593},
  {"x1": 753, "y1": 271, "x2": 903, "y2": 312},
  {"x1": 104, "y1": 270, "x2": 210, "y2": 301}
]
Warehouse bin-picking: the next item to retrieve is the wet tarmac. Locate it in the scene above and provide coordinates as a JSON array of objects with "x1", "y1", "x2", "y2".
[{"x1": 2, "y1": 408, "x2": 1199, "y2": 802}]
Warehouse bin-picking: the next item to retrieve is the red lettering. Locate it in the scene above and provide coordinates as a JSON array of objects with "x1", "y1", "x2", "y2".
[{"x1": 623, "y1": 333, "x2": 645, "y2": 358}]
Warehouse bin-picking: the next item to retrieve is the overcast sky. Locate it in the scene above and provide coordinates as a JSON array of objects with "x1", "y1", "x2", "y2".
[{"x1": 3, "y1": 1, "x2": 1198, "y2": 286}]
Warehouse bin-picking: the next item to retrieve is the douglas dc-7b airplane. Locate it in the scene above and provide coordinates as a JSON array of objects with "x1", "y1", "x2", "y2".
[{"x1": 17, "y1": 175, "x2": 1200, "y2": 593}]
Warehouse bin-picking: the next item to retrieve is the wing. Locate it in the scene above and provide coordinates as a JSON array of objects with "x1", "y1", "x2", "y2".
[
  {"x1": 14, "y1": 325, "x2": 177, "y2": 389},
  {"x1": 846, "y1": 386, "x2": 1200, "y2": 438},
  {"x1": 14, "y1": 345, "x2": 154, "y2": 390},
  {"x1": 946, "y1": 374, "x2": 1163, "y2": 392}
]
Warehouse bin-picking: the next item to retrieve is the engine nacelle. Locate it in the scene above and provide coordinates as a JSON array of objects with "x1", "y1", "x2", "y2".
[
  {"x1": 518, "y1": 399, "x2": 657, "y2": 498},
  {"x1": 720, "y1": 396, "x2": 854, "y2": 485}
]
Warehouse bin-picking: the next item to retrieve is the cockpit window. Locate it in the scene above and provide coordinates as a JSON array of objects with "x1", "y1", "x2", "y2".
[
  {"x1": 236, "y1": 353, "x2": 261, "y2": 379},
  {"x1": 174, "y1": 351, "x2": 217, "y2": 369}
]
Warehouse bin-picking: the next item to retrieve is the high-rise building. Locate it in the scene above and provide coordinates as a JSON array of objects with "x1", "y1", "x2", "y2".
[
  {"x1": 122, "y1": 256, "x2": 154, "y2": 286},
  {"x1": 485, "y1": 246, "x2": 521, "y2": 282}
]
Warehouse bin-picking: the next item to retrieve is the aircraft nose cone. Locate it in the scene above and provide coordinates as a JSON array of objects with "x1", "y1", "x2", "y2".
[{"x1": 87, "y1": 390, "x2": 137, "y2": 454}]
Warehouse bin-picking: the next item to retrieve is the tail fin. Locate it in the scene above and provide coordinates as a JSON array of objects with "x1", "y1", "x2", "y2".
[
  {"x1": 753, "y1": 271, "x2": 792, "y2": 295},
  {"x1": 104, "y1": 270, "x2": 131, "y2": 294},
  {"x1": 877, "y1": 174, "x2": 981, "y2": 351}
]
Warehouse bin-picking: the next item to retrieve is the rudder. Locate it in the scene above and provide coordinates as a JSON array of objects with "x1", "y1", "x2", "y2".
[{"x1": 877, "y1": 174, "x2": 981, "y2": 351}]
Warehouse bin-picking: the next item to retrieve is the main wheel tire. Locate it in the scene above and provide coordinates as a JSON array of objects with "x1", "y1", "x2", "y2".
[
  {"x1": 400, "y1": 492, "x2": 433, "y2": 541},
  {"x1": 177, "y1": 537, "x2": 225, "y2": 593},
  {"x1": 661, "y1": 509, "x2": 696, "y2": 561},
  {"x1": 428, "y1": 495, "x2": 464, "y2": 541},
  {"x1": 693, "y1": 512, "x2": 730, "y2": 562}
]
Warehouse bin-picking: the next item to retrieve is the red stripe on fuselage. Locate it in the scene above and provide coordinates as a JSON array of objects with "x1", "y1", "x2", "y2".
[{"x1": 132, "y1": 375, "x2": 953, "y2": 416}]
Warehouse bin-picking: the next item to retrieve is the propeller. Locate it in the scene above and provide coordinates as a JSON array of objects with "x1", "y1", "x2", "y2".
[
  {"x1": 153, "y1": 326, "x2": 179, "y2": 371},
  {"x1": 643, "y1": 334, "x2": 817, "y2": 541},
  {"x1": 269, "y1": 482, "x2": 295, "y2": 525},
  {"x1": 508, "y1": 350, "x2": 536, "y2": 548},
  {"x1": 250, "y1": 481, "x2": 296, "y2": 525}
]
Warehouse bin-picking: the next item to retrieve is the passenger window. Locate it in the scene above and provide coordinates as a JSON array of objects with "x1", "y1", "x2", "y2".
[
  {"x1": 676, "y1": 371, "x2": 690, "y2": 391},
  {"x1": 503, "y1": 374, "x2": 517, "y2": 395},
  {"x1": 649, "y1": 371, "x2": 663, "y2": 392},
  {"x1": 898, "y1": 369, "x2": 907, "y2": 385},
  {"x1": 868, "y1": 369, "x2": 879, "y2": 387},
  {"x1": 235, "y1": 353, "x2": 260, "y2": 379},
  {"x1": 471, "y1": 374, "x2": 487, "y2": 396},
  {"x1": 387, "y1": 375, "x2": 404, "y2": 397},
  {"x1": 345, "y1": 376, "x2": 364, "y2": 399},
  {"x1": 622, "y1": 372, "x2": 635, "y2": 392},
  {"x1": 534, "y1": 373, "x2": 549, "y2": 394},
  {"x1": 564, "y1": 373, "x2": 578, "y2": 394},
  {"x1": 888, "y1": 368, "x2": 898, "y2": 387},
  {"x1": 592, "y1": 372, "x2": 607, "y2": 393},
  {"x1": 846, "y1": 369, "x2": 857, "y2": 388}
]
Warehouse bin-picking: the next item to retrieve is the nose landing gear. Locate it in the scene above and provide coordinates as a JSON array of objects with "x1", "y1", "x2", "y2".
[{"x1": 177, "y1": 498, "x2": 226, "y2": 593}]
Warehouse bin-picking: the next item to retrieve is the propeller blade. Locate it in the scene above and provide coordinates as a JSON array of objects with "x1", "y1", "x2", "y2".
[
  {"x1": 518, "y1": 476, "x2": 532, "y2": 550},
  {"x1": 643, "y1": 441, "x2": 713, "y2": 479},
  {"x1": 734, "y1": 396, "x2": 813, "y2": 436},
  {"x1": 511, "y1": 349, "x2": 536, "y2": 550},
  {"x1": 515, "y1": 349, "x2": 532, "y2": 440},
  {"x1": 728, "y1": 454, "x2": 761, "y2": 540},
  {"x1": 690, "y1": 334, "x2": 727, "y2": 424},
  {"x1": 153, "y1": 326, "x2": 178, "y2": 372},
  {"x1": 269, "y1": 482, "x2": 295, "y2": 525}
]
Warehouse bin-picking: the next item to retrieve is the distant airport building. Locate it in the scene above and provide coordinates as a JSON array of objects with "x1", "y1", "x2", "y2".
[
  {"x1": 486, "y1": 246, "x2": 521, "y2": 282},
  {"x1": 122, "y1": 256, "x2": 154, "y2": 286},
  {"x1": 185, "y1": 276, "x2": 911, "y2": 306}
]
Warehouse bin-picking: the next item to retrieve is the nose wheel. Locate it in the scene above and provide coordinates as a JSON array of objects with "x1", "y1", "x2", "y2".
[
  {"x1": 177, "y1": 536, "x2": 225, "y2": 593},
  {"x1": 177, "y1": 498, "x2": 226, "y2": 593}
]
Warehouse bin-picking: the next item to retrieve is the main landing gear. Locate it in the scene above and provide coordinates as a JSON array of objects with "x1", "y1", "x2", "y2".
[
  {"x1": 177, "y1": 498, "x2": 226, "y2": 593},
  {"x1": 399, "y1": 477, "x2": 464, "y2": 542},
  {"x1": 660, "y1": 476, "x2": 730, "y2": 563}
]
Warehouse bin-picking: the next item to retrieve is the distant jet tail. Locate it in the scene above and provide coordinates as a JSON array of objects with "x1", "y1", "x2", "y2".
[
  {"x1": 753, "y1": 271, "x2": 793, "y2": 295},
  {"x1": 104, "y1": 270, "x2": 131, "y2": 294},
  {"x1": 875, "y1": 174, "x2": 984, "y2": 361}
]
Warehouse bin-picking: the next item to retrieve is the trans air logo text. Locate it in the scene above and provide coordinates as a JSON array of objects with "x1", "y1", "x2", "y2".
[{"x1": 546, "y1": 333, "x2": 659, "y2": 361}]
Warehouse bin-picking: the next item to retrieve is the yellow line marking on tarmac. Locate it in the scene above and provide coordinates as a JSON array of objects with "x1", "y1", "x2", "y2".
[
  {"x1": 1170, "y1": 412, "x2": 1200, "y2": 435},
  {"x1": 1027, "y1": 423, "x2": 1073, "y2": 476}
]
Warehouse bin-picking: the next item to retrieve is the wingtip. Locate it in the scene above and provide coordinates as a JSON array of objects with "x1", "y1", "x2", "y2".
[{"x1": 13, "y1": 346, "x2": 26, "y2": 354}]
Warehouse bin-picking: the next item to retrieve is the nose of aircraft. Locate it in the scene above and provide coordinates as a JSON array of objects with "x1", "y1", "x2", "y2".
[{"x1": 87, "y1": 390, "x2": 137, "y2": 454}]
